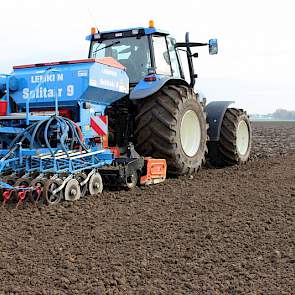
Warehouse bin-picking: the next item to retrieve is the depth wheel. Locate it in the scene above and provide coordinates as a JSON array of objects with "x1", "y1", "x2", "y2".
[
  {"x1": 125, "y1": 168, "x2": 138, "y2": 190},
  {"x1": 88, "y1": 173, "x2": 103, "y2": 195},
  {"x1": 44, "y1": 179, "x2": 64, "y2": 205},
  {"x1": 134, "y1": 85, "x2": 207, "y2": 176},
  {"x1": 208, "y1": 108, "x2": 252, "y2": 167},
  {"x1": 64, "y1": 179, "x2": 81, "y2": 202}
]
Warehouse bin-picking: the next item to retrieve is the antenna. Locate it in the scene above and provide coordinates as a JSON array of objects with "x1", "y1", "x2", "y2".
[{"x1": 87, "y1": 7, "x2": 99, "y2": 33}]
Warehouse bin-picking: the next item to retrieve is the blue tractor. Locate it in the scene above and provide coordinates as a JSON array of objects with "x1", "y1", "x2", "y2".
[
  {"x1": 87, "y1": 21, "x2": 252, "y2": 175},
  {"x1": 0, "y1": 21, "x2": 252, "y2": 207}
]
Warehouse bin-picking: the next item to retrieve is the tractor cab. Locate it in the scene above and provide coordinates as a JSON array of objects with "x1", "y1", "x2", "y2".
[
  {"x1": 87, "y1": 21, "x2": 218, "y2": 89},
  {"x1": 87, "y1": 22, "x2": 183, "y2": 84}
]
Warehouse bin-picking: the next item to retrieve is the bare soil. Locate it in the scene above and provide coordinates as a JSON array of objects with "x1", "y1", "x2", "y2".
[{"x1": 0, "y1": 121, "x2": 295, "y2": 295}]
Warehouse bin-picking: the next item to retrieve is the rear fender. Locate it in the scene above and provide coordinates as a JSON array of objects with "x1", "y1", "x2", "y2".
[
  {"x1": 205, "y1": 101, "x2": 234, "y2": 141},
  {"x1": 130, "y1": 76, "x2": 188, "y2": 100}
]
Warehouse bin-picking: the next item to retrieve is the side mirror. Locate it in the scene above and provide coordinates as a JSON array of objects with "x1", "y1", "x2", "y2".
[
  {"x1": 170, "y1": 38, "x2": 177, "y2": 46},
  {"x1": 209, "y1": 39, "x2": 218, "y2": 55},
  {"x1": 163, "y1": 51, "x2": 170, "y2": 65}
]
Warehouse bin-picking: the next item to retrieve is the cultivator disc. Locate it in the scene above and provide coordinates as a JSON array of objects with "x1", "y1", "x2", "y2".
[
  {"x1": 44, "y1": 179, "x2": 64, "y2": 205},
  {"x1": 64, "y1": 179, "x2": 81, "y2": 202},
  {"x1": 88, "y1": 173, "x2": 103, "y2": 195}
]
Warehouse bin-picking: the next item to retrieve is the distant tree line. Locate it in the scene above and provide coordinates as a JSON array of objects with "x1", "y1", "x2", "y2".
[{"x1": 272, "y1": 109, "x2": 295, "y2": 120}]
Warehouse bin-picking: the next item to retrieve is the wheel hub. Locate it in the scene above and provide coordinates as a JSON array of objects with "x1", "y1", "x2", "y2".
[
  {"x1": 236, "y1": 120, "x2": 250, "y2": 156},
  {"x1": 70, "y1": 189, "x2": 77, "y2": 195},
  {"x1": 180, "y1": 110, "x2": 201, "y2": 157}
]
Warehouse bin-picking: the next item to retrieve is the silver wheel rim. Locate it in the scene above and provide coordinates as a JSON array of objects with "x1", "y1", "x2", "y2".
[
  {"x1": 64, "y1": 179, "x2": 81, "y2": 201},
  {"x1": 180, "y1": 110, "x2": 201, "y2": 157},
  {"x1": 47, "y1": 181, "x2": 63, "y2": 204},
  {"x1": 236, "y1": 120, "x2": 250, "y2": 156},
  {"x1": 89, "y1": 173, "x2": 103, "y2": 195}
]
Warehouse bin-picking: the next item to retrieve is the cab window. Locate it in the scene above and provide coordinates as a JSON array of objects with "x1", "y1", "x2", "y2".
[
  {"x1": 167, "y1": 37, "x2": 181, "y2": 78},
  {"x1": 90, "y1": 36, "x2": 151, "y2": 83},
  {"x1": 152, "y1": 36, "x2": 172, "y2": 76}
]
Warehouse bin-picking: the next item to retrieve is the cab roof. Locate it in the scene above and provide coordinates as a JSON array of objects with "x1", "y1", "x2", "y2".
[{"x1": 86, "y1": 27, "x2": 169, "y2": 41}]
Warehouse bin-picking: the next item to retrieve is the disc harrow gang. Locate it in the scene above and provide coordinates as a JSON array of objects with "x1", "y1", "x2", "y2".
[
  {"x1": 0, "y1": 169, "x2": 104, "y2": 208},
  {"x1": 0, "y1": 115, "x2": 167, "y2": 209}
]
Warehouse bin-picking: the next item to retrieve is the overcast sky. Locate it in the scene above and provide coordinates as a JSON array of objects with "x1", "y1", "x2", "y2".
[{"x1": 0, "y1": 0, "x2": 294, "y2": 113}]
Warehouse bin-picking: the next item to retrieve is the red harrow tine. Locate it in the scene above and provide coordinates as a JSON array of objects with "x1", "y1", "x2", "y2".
[
  {"x1": 13, "y1": 179, "x2": 33, "y2": 208},
  {"x1": 16, "y1": 189, "x2": 29, "y2": 209},
  {"x1": 2, "y1": 190, "x2": 14, "y2": 207},
  {"x1": 33, "y1": 186, "x2": 42, "y2": 207},
  {"x1": 31, "y1": 178, "x2": 46, "y2": 207}
]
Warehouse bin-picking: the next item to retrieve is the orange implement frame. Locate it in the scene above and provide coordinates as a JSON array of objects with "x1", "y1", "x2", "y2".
[{"x1": 140, "y1": 158, "x2": 167, "y2": 186}]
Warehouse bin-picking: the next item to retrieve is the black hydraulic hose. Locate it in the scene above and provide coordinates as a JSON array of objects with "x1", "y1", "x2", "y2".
[
  {"x1": 1, "y1": 144, "x2": 20, "y2": 161},
  {"x1": 29, "y1": 119, "x2": 47, "y2": 149},
  {"x1": 62, "y1": 117, "x2": 101, "y2": 163},
  {"x1": 65, "y1": 120, "x2": 79, "y2": 150},
  {"x1": 62, "y1": 117, "x2": 88, "y2": 152},
  {"x1": 57, "y1": 116, "x2": 75, "y2": 150},
  {"x1": 8, "y1": 122, "x2": 39, "y2": 149},
  {"x1": 3, "y1": 122, "x2": 39, "y2": 161},
  {"x1": 44, "y1": 116, "x2": 55, "y2": 156},
  {"x1": 29, "y1": 116, "x2": 69, "y2": 153},
  {"x1": 5, "y1": 115, "x2": 89, "y2": 161},
  {"x1": 55, "y1": 117, "x2": 70, "y2": 157}
]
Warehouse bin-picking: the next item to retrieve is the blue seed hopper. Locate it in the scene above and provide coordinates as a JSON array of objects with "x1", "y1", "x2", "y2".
[{"x1": 1, "y1": 57, "x2": 129, "y2": 112}]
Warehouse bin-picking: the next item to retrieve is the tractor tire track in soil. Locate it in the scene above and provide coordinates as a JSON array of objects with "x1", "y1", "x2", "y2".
[{"x1": 0, "y1": 121, "x2": 295, "y2": 294}]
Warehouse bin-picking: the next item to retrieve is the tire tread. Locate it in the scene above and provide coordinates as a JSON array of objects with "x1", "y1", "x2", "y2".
[{"x1": 135, "y1": 85, "x2": 207, "y2": 175}]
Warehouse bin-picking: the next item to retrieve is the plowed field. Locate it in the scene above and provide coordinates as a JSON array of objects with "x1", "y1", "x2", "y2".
[{"x1": 0, "y1": 121, "x2": 295, "y2": 294}]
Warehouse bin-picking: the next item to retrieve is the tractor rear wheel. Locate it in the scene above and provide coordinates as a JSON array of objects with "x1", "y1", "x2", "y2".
[
  {"x1": 208, "y1": 108, "x2": 252, "y2": 167},
  {"x1": 134, "y1": 85, "x2": 207, "y2": 175}
]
